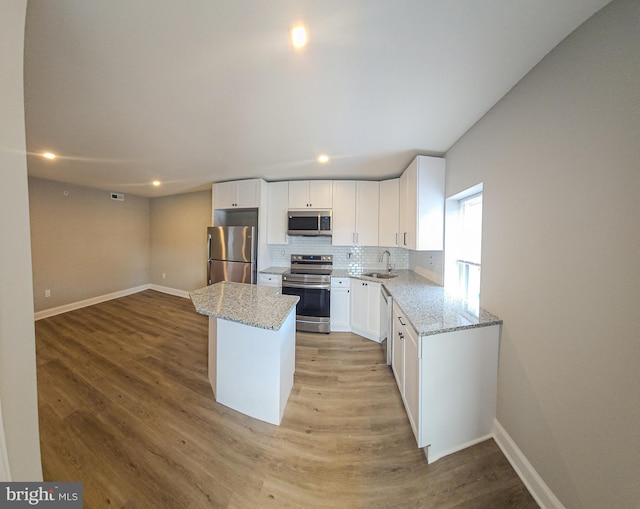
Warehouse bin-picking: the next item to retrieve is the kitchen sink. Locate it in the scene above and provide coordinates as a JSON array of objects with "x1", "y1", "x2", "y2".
[{"x1": 362, "y1": 272, "x2": 398, "y2": 279}]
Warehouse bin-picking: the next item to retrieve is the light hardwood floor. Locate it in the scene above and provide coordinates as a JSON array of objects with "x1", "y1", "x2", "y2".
[{"x1": 35, "y1": 290, "x2": 538, "y2": 508}]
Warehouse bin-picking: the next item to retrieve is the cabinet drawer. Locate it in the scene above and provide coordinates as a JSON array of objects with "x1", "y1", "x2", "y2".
[
  {"x1": 331, "y1": 277, "x2": 351, "y2": 289},
  {"x1": 257, "y1": 273, "x2": 282, "y2": 287}
]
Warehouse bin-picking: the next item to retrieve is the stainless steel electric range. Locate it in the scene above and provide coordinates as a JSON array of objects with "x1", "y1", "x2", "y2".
[{"x1": 281, "y1": 254, "x2": 333, "y2": 333}]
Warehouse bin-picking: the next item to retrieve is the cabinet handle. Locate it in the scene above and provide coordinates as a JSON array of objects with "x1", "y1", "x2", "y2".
[
  {"x1": 398, "y1": 316, "x2": 406, "y2": 326},
  {"x1": 403, "y1": 232, "x2": 407, "y2": 245},
  {"x1": 395, "y1": 233, "x2": 398, "y2": 245}
]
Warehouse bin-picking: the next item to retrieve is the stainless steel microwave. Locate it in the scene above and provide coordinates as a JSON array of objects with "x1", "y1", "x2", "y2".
[{"x1": 287, "y1": 210, "x2": 332, "y2": 236}]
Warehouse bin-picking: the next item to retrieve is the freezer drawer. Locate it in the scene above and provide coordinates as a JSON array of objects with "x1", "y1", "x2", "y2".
[{"x1": 208, "y1": 260, "x2": 256, "y2": 285}]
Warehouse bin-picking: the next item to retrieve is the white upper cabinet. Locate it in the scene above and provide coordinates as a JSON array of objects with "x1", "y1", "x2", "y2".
[
  {"x1": 379, "y1": 178, "x2": 400, "y2": 247},
  {"x1": 332, "y1": 181, "x2": 379, "y2": 246},
  {"x1": 266, "y1": 181, "x2": 289, "y2": 244},
  {"x1": 355, "y1": 181, "x2": 379, "y2": 246},
  {"x1": 213, "y1": 179, "x2": 261, "y2": 209},
  {"x1": 288, "y1": 180, "x2": 333, "y2": 209},
  {"x1": 398, "y1": 156, "x2": 445, "y2": 250},
  {"x1": 331, "y1": 181, "x2": 356, "y2": 245}
]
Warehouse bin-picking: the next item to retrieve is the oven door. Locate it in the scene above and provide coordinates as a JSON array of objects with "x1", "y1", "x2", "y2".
[{"x1": 282, "y1": 281, "x2": 331, "y2": 333}]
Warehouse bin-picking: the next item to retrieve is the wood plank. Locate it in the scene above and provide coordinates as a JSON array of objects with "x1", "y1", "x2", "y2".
[{"x1": 35, "y1": 289, "x2": 538, "y2": 508}]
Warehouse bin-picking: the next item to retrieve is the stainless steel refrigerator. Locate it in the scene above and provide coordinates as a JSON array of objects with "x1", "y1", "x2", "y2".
[{"x1": 207, "y1": 226, "x2": 256, "y2": 285}]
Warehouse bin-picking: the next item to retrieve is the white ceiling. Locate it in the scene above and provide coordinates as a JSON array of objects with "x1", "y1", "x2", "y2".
[{"x1": 24, "y1": 0, "x2": 611, "y2": 197}]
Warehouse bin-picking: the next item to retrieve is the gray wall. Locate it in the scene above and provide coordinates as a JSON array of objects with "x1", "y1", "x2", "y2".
[
  {"x1": 0, "y1": 0, "x2": 43, "y2": 480},
  {"x1": 149, "y1": 190, "x2": 211, "y2": 291},
  {"x1": 444, "y1": 1, "x2": 639, "y2": 507},
  {"x1": 29, "y1": 178, "x2": 150, "y2": 313}
]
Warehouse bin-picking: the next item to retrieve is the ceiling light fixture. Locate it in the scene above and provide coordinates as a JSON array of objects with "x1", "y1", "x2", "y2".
[
  {"x1": 42, "y1": 152, "x2": 56, "y2": 160},
  {"x1": 152, "y1": 180, "x2": 161, "y2": 187},
  {"x1": 317, "y1": 154, "x2": 329, "y2": 164},
  {"x1": 290, "y1": 25, "x2": 308, "y2": 49}
]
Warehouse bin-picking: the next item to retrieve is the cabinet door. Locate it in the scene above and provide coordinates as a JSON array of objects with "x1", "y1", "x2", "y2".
[
  {"x1": 267, "y1": 182, "x2": 289, "y2": 244},
  {"x1": 332, "y1": 181, "x2": 356, "y2": 246},
  {"x1": 355, "y1": 181, "x2": 379, "y2": 246},
  {"x1": 404, "y1": 160, "x2": 418, "y2": 249},
  {"x1": 398, "y1": 156, "x2": 445, "y2": 250},
  {"x1": 213, "y1": 181, "x2": 237, "y2": 209},
  {"x1": 379, "y1": 178, "x2": 400, "y2": 247},
  {"x1": 398, "y1": 170, "x2": 410, "y2": 248},
  {"x1": 350, "y1": 281, "x2": 368, "y2": 332},
  {"x1": 404, "y1": 323, "x2": 420, "y2": 440},
  {"x1": 308, "y1": 181, "x2": 333, "y2": 209},
  {"x1": 288, "y1": 181, "x2": 309, "y2": 209},
  {"x1": 414, "y1": 156, "x2": 445, "y2": 250},
  {"x1": 236, "y1": 179, "x2": 261, "y2": 208},
  {"x1": 392, "y1": 303, "x2": 405, "y2": 393},
  {"x1": 365, "y1": 281, "x2": 381, "y2": 337},
  {"x1": 330, "y1": 288, "x2": 351, "y2": 332}
]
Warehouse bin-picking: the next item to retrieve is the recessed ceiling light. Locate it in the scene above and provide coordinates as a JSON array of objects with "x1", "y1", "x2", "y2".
[
  {"x1": 317, "y1": 154, "x2": 329, "y2": 164},
  {"x1": 291, "y1": 25, "x2": 308, "y2": 49},
  {"x1": 42, "y1": 152, "x2": 56, "y2": 160},
  {"x1": 152, "y1": 180, "x2": 161, "y2": 187}
]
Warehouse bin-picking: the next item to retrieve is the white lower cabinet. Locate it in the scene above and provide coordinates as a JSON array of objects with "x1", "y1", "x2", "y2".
[
  {"x1": 403, "y1": 322, "x2": 420, "y2": 437},
  {"x1": 330, "y1": 277, "x2": 351, "y2": 332},
  {"x1": 350, "y1": 279, "x2": 381, "y2": 341},
  {"x1": 392, "y1": 302, "x2": 500, "y2": 464},
  {"x1": 257, "y1": 273, "x2": 282, "y2": 291},
  {"x1": 391, "y1": 302, "x2": 405, "y2": 393}
]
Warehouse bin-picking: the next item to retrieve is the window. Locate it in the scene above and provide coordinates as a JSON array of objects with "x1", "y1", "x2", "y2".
[
  {"x1": 444, "y1": 184, "x2": 483, "y2": 311},
  {"x1": 457, "y1": 193, "x2": 482, "y2": 305}
]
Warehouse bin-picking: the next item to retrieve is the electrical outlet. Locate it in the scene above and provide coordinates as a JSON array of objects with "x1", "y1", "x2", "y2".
[{"x1": 45, "y1": 289, "x2": 51, "y2": 298}]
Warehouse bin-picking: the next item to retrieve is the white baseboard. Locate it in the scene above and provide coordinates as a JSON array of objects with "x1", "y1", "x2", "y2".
[
  {"x1": 426, "y1": 433, "x2": 493, "y2": 464},
  {"x1": 493, "y1": 419, "x2": 565, "y2": 509},
  {"x1": 0, "y1": 398, "x2": 11, "y2": 481},
  {"x1": 149, "y1": 284, "x2": 190, "y2": 299},
  {"x1": 34, "y1": 285, "x2": 151, "y2": 320},
  {"x1": 34, "y1": 284, "x2": 193, "y2": 320}
]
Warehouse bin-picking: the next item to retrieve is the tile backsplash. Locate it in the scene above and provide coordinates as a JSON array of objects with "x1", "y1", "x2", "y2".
[
  {"x1": 266, "y1": 236, "x2": 408, "y2": 273},
  {"x1": 266, "y1": 236, "x2": 443, "y2": 284}
]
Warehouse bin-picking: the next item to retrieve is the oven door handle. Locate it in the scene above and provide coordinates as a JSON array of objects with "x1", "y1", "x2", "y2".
[{"x1": 282, "y1": 282, "x2": 331, "y2": 290}]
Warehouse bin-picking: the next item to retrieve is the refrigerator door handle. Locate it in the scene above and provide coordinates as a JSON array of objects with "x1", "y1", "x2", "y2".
[{"x1": 206, "y1": 234, "x2": 212, "y2": 285}]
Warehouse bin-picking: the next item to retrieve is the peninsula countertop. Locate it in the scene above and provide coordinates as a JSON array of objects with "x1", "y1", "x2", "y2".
[
  {"x1": 333, "y1": 269, "x2": 502, "y2": 337},
  {"x1": 190, "y1": 282, "x2": 299, "y2": 331}
]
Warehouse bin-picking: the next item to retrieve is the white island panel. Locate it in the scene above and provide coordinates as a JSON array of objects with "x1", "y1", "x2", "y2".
[
  {"x1": 420, "y1": 324, "x2": 500, "y2": 463},
  {"x1": 209, "y1": 309, "x2": 295, "y2": 426}
]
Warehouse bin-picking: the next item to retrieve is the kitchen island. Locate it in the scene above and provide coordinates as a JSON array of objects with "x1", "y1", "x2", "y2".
[{"x1": 190, "y1": 282, "x2": 299, "y2": 426}]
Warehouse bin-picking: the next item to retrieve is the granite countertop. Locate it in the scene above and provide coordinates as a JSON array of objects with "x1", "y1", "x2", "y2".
[
  {"x1": 259, "y1": 266, "x2": 289, "y2": 275},
  {"x1": 190, "y1": 282, "x2": 299, "y2": 331},
  {"x1": 338, "y1": 269, "x2": 502, "y2": 337}
]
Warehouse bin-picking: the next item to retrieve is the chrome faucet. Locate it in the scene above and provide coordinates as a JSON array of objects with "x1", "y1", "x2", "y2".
[{"x1": 379, "y1": 250, "x2": 392, "y2": 273}]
